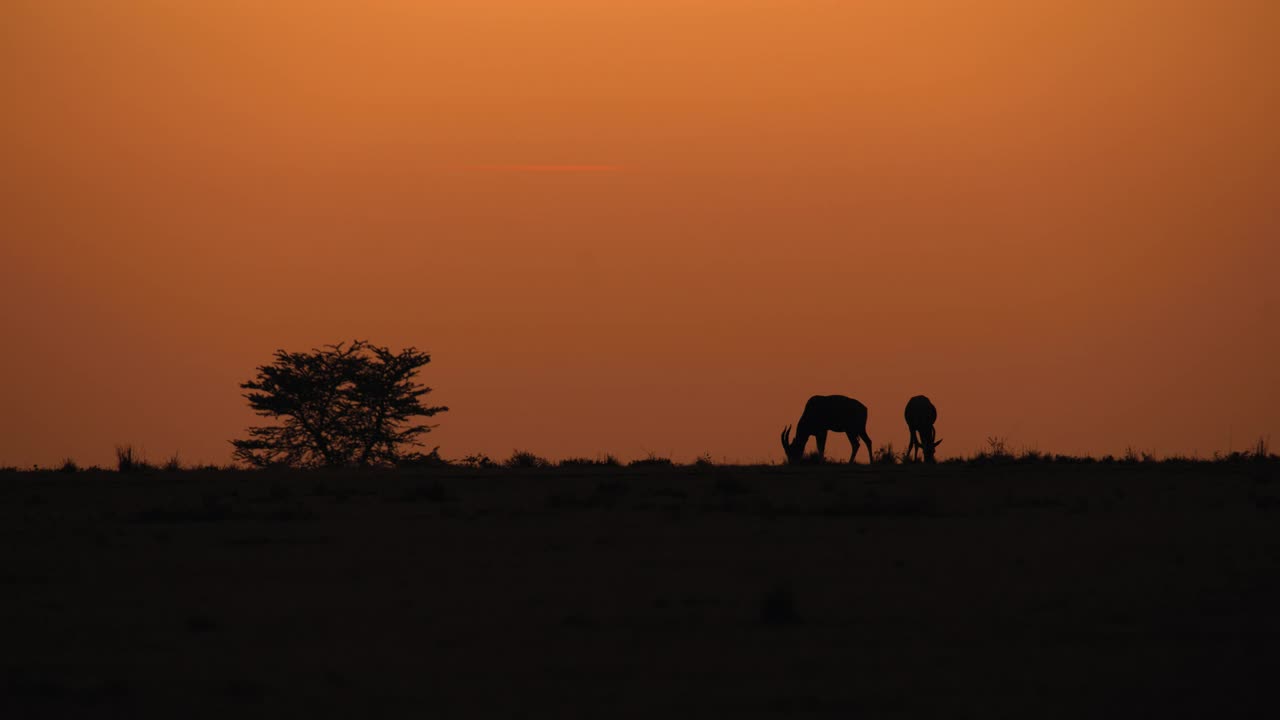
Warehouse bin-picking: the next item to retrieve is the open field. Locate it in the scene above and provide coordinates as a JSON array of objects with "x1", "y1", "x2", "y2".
[{"x1": 3, "y1": 460, "x2": 1280, "y2": 718}]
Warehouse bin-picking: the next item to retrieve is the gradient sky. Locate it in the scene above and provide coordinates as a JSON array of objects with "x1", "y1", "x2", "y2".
[{"x1": 3, "y1": 0, "x2": 1277, "y2": 466}]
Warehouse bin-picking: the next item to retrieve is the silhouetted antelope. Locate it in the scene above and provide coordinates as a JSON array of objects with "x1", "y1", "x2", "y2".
[
  {"x1": 904, "y1": 395, "x2": 942, "y2": 463},
  {"x1": 780, "y1": 395, "x2": 872, "y2": 464}
]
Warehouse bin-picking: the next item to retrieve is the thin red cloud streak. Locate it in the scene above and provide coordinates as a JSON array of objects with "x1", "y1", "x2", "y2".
[{"x1": 464, "y1": 164, "x2": 622, "y2": 173}]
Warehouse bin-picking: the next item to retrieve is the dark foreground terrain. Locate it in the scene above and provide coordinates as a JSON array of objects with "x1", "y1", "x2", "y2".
[{"x1": 3, "y1": 460, "x2": 1280, "y2": 718}]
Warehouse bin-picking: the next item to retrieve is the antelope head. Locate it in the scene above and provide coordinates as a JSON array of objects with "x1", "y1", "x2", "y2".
[
  {"x1": 780, "y1": 425, "x2": 803, "y2": 464},
  {"x1": 924, "y1": 436, "x2": 943, "y2": 463}
]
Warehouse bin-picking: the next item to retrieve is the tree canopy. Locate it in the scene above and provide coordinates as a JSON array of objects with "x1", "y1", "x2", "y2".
[{"x1": 231, "y1": 341, "x2": 448, "y2": 468}]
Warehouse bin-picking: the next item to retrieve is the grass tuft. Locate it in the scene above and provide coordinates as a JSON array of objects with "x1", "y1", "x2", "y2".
[
  {"x1": 873, "y1": 443, "x2": 899, "y2": 465},
  {"x1": 115, "y1": 445, "x2": 154, "y2": 473}
]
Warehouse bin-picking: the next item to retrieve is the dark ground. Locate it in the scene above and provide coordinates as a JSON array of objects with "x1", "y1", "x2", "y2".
[{"x1": 3, "y1": 460, "x2": 1279, "y2": 718}]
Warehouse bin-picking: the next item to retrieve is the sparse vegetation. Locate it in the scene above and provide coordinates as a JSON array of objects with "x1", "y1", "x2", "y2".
[
  {"x1": 629, "y1": 453, "x2": 674, "y2": 468},
  {"x1": 968, "y1": 436, "x2": 1013, "y2": 465},
  {"x1": 559, "y1": 454, "x2": 622, "y2": 468},
  {"x1": 505, "y1": 450, "x2": 552, "y2": 469},
  {"x1": 59, "y1": 458, "x2": 79, "y2": 473},
  {"x1": 1121, "y1": 446, "x2": 1157, "y2": 463},
  {"x1": 1018, "y1": 447, "x2": 1045, "y2": 463},
  {"x1": 163, "y1": 453, "x2": 183, "y2": 472},
  {"x1": 873, "y1": 443, "x2": 899, "y2": 465}
]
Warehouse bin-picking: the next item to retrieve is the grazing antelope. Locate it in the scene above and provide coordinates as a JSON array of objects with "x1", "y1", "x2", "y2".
[
  {"x1": 904, "y1": 395, "x2": 942, "y2": 463},
  {"x1": 780, "y1": 395, "x2": 873, "y2": 464}
]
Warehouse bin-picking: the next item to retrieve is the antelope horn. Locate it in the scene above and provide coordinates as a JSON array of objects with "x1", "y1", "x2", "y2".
[{"x1": 780, "y1": 425, "x2": 792, "y2": 453}]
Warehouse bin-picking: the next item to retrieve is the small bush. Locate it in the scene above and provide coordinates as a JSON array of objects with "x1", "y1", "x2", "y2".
[
  {"x1": 459, "y1": 453, "x2": 496, "y2": 468},
  {"x1": 629, "y1": 453, "x2": 674, "y2": 468},
  {"x1": 694, "y1": 453, "x2": 715, "y2": 468},
  {"x1": 986, "y1": 436, "x2": 1011, "y2": 459},
  {"x1": 163, "y1": 454, "x2": 183, "y2": 472},
  {"x1": 59, "y1": 458, "x2": 80, "y2": 473},
  {"x1": 505, "y1": 450, "x2": 551, "y2": 469}
]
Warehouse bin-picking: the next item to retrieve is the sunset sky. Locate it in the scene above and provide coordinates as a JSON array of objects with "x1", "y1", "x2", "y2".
[{"x1": 2, "y1": 0, "x2": 1277, "y2": 466}]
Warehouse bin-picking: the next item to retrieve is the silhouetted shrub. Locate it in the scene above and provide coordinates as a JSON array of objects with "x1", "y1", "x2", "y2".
[
  {"x1": 59, "y1": 458, "x2": 79, "y2": 473},
  {"x1": 694, "y1": 453, "x2": 715, "y2": 468},
  {"x1": 459, "y1": 453, "x2": 496, "y2": 468},
  {"x1": 505, "y1": 450, "x2": 551, "y2": 469},
  {"x1": 163, "y1": 454, "x2": 183, "y2": 472},
  {"x1": 629, "y1": 453, "x2": 674, "y2": 468}
]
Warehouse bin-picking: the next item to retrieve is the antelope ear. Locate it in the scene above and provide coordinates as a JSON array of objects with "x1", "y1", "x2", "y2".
[{"x1": 934, "y1": 439, "x2": 943, "y2": 447}]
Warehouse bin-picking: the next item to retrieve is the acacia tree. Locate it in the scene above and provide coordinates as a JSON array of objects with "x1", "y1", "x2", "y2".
[{"x1": 231, "y1": 341, "x2": 448, "y2": 468}]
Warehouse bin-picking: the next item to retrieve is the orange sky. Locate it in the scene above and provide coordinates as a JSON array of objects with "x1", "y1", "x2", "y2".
[{"x1": 2, "y1": 0, "x2": 1277, "y2": 466}]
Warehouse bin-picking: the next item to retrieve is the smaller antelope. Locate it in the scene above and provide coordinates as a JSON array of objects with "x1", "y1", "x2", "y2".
[{"x1": 904, "y1": 395, "x2": 942, "y2": 463}]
